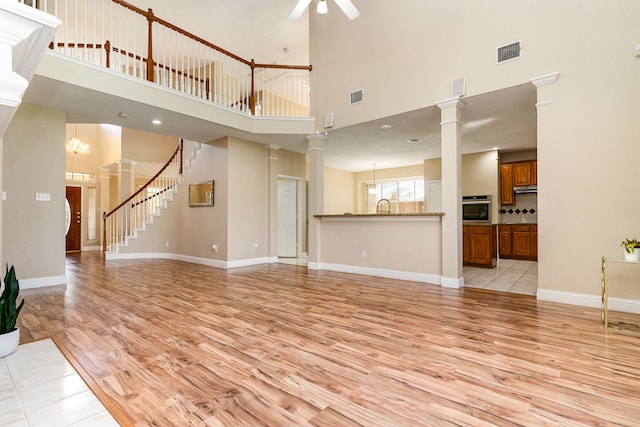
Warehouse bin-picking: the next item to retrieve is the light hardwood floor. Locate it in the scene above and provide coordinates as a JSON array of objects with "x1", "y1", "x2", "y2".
[{"x1": 15, "y1": 252, "x2": 640, "y2": 426}]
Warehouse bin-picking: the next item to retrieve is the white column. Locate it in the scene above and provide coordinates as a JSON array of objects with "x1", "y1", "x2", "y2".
[
  {"x1": 267, "y1": 145, "x2": 280, "y2": 263},
  {"x1": 306, "y1": 132, "x2": 326, "y2": 267},
  {"x1": 530, "y1": 72, "x2": 559, "y2": 295},
  {"x1": 117, "y1": 159, "x2": 135, "y2": 201},
  {"x1": 437, "y1": 97, "x2": 464, "y2": 288}
]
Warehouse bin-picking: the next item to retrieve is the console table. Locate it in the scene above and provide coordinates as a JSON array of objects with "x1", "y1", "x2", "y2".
[{"x1": 601, "y1": 256, "x2": 640, "y2": 332}]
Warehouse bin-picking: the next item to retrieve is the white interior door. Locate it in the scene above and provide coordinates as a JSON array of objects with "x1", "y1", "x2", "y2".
[
  {"x1": 427, "y1": 180, "x2": 442, "y2": 213},
  {"x1": 278, "y1": 178, "x2": 298, "y2": 257}
]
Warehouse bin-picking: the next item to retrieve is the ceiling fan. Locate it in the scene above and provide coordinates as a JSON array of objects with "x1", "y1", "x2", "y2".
[{"x1": 289, "y1": 0, "x2": 360, "y2": 20}]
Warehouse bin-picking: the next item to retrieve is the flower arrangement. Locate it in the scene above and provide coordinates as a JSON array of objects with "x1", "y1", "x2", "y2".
[{"x1": 621, "y1": 238, "x2": 640, "y2": 255}]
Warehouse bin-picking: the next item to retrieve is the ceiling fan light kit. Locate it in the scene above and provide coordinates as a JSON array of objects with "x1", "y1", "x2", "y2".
[
  {"x1": 317, "y1": 0, "x2": 328, "y2": 15},
  {"x1": 289, "y1": 0, "x2": 360, "y2": 20}
]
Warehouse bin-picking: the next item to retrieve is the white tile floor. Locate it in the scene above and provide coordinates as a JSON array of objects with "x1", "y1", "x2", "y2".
[
  {"x1": 464, "y1": 259, "x2": 538, "y2": 295},
  {"x1": 0, "y1": 339, "x2": 118, "y2": 427}
]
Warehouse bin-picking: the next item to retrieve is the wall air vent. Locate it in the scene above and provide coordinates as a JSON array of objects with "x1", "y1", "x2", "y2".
[
  {"x1": 350, "y1": 89, "x2": 364, "y2": 105},
  {"x1": 497, "y1": 41, "x2": 521, "y2": 64}
]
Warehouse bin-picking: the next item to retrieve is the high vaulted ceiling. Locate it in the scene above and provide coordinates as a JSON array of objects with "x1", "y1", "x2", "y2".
[{"x1": 25, "y1": 0, "x2": 537, "y2": 172}]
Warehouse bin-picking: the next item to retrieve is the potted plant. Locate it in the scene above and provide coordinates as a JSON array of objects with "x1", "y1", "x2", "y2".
[
  {"x1": 621, "y1": 238, "x2": 640, "y2": 262},
  {"x1": 0, "y1": 265, "x2": 24, "y2": 358}
]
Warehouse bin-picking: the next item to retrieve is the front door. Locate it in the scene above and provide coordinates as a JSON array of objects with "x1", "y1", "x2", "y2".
[{"x1": 66, "y1": 186, "x2": 81, "y2": 252}]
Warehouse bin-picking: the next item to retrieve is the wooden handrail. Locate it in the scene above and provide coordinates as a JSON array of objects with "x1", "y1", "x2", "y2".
[
  {"x1": 103, "y1": 139, "x2": 183, "y2": 253},
  {"x1": 109, "y1": 0, "x2": 310, "y2": 71}
]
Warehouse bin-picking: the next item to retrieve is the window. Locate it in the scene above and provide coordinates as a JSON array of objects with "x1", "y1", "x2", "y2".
[
  {"x1": 87, "y1": 187, "x2": 97, "y2": 242},
  {"x1": 65, "y1": 171, "x2": 96, "y2": 182},
  {"x1": 365, "y1": 178, "x2": 424, "y2": 213}
]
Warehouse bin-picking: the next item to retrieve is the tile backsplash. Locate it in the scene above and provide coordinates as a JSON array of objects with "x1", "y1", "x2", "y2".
[{"x1": 501, "y1": 192, "x2": 537, "y2": 223}]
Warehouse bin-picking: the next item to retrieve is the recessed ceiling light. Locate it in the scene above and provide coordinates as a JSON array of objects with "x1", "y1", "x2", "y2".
[
  {"x1": 380, "y1": 124, "x2": 392, "y2": 130},
  {"x1": 118, "y1": 112, "x2": 129, "y2": 118},
  {"x1": 152, "y1": 119, "x2": 162, "y2": 125},
  {"x1": 407, "y1": 138, "x2": 423, "y2": 144}
]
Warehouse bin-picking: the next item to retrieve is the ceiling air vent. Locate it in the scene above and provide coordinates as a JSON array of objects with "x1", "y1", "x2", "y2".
[
  {"x1": 497, "y1": 41, "x2": 521, "y2": 64},
  {"x1": 350, "y1": 89, "x2": 364, "y2": 105}
]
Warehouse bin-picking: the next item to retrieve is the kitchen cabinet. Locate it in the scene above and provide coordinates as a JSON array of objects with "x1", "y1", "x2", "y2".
[
  {"x1": 498, "y1": 224, "x2": 537, "y2": 261},
  {"x1": 513, "y1": 161, "x2": 536, "y2": 186},
  {"x1": 500, "y1": 163, "x2": 514, "y2": 206},
  {"x1": 498, "y1": 225, "x2": 512, "y2": 257},
  {"x1": 463, "y1": 225, "x2": 497, "y2": 268},
  {"x1": 500, "y1": 160, "x2": 537, "y2": 205}
]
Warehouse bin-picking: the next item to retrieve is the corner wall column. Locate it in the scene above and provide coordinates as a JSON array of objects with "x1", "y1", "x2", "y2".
[
  {"x1": 267, "y1": 145, "x2": 280, "y2": 263},
  {"x1": 530, "y1": 71, "x2": 559, "y2": 297},
  {"x1": 306, "y1": 132, "x2": 326, "y2": 267},
  {"x1": 437, "y1": 97, "x2": 464, "y2": 288},
  {"x1": 117, "y1": 159, "x2": 135, "y2": 201}
]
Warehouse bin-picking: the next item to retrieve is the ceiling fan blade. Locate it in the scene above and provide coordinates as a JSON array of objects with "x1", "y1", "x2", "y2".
[
  {"x1": 289, "y1": 0, "x2": 312, "y2": 20},
  {"x1": 333, "y1": 0, "x2": 360, "y2": 20}
]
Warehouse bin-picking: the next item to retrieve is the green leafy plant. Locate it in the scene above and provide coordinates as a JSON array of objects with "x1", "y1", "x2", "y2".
[
  {"x1": 0, "y1": 265, "x2": 24, "y2": 335},
  {"x1": 621, "y1": 238, "x2": 640, "y2": 255}
]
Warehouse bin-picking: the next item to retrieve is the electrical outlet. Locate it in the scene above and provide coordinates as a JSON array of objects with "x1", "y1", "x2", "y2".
[
  {"x1": 165, "y1": 241, "x2": 170, "y2": 248},
  {"x1": 362, "y1": 249, "x2": 367, "y2": 258},
  {"x1": 253, "y1": 243, "x2": 259, "y2": 251},
  {"x1": 211, "y1": 244, "x2": 218, "y2": 253}
]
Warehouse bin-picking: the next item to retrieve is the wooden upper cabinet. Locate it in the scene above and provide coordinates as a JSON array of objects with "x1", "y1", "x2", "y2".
[
  {"x1": 513, "y1": 162, "x2": 532, "y2": 186},
  {"x1": 531, "y1": 160, "x2": 537, "y2": 185},
  {"x1": 500, "y1": 163, "x2": 514, "y2": 206}
]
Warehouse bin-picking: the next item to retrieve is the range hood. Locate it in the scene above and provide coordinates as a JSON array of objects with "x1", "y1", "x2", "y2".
[{"x1": 514, "y1": 185, "x2": 537, "y2": 194}]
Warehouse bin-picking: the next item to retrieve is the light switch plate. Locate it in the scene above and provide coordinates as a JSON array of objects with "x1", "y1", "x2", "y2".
[{"x1": 35, "y1": 192, "x2": 51, "y2": 201}]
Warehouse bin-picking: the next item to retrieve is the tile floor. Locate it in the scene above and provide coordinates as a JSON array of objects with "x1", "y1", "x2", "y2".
[
  {"x1": 464, "y1": 259, "x2": 538, "y2": 295},
  {"x1": 0, "y1": 339, "x2": 118, "y2": 427}
]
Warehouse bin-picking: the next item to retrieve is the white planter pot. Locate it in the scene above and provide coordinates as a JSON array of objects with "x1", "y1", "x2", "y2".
[
  {"x1": 624, "y1": 250, "x2": 640, "y2": 262},
  {"x1": 0, "y1": 328, "x2": 19, "y2": 358}
]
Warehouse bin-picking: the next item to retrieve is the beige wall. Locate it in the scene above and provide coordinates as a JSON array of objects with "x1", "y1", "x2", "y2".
[
  {"x1": 317, "y1": 217, "x2": 442, "y2": 279},
  {"x1": 310, "y1": 0, "x2": 640, "y2": 300},
  {"x1": 121, "y1": 128, "x2": 178, "y2": 162},
  {"x1": 227, "y1": 137, "x2": 268, "y2": 261},
  {"x1": 461, "y1": 151, "x2": 499, "y2": 221},
  {"x1": 3, "y1": 103, "x2": 66, "y2": 281},
  {"x1": 324, "y1": 166, "x2": 354, "y2": 214}
]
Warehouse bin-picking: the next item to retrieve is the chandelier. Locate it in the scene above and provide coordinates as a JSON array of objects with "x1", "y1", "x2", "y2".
[{"x1": 66, "y1": 126, "x2": 90, "y2": 156}]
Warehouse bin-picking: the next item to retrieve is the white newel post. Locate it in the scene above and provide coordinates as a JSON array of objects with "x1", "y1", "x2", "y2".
[
  {"x1": 438, "y1": 97, "x2": 464, "y2": 288},
  {"x1": 306, "y1": 132, "x2": 326, "y2": 268}
]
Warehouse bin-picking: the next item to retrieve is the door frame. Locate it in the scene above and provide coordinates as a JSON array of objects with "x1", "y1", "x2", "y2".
[{"x1": 277, "y1": 175, "x2": 304, "y2": 258}]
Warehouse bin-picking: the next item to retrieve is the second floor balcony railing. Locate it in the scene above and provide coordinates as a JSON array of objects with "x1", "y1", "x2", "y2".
[{"x1": 19, "y1": 0, "x2": 312, "y2": 118}]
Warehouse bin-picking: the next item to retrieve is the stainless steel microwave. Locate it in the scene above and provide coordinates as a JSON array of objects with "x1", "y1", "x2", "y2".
[{"x1": 462, "y1": 195, "x2": 491, "y2": 223}]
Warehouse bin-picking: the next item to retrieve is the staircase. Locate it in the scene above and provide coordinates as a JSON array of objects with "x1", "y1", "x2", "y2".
[{"x1": 103, "y1": 139, "x2": 201, "y2": 256}]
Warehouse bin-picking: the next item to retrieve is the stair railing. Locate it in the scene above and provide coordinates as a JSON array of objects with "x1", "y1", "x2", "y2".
[
  {"x1": 103, "y1": 139, "x2": 184, "y2": 253},
  {"x1": 24, "y1": 0, "x2": 312, "y2": 118}
]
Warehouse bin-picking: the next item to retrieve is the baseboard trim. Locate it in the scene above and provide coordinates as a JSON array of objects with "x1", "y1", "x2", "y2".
[
  {"x1": 308, "y1": 262, "x2": 440, "y2": 285},
  {"x1": 537, "y1": 288, "x2": 640, "y2": 314},
  {"x1": 226, "y1": 257, "x2": 271, "y2": 268},
  {"x1": 441, "y1": 276, "x2": 465, "y2": 289},
  {"x1": 104, "y1": 252, "x2": 273, "y2": 270},
  {"x1": 20, "y1": 275, "x2": 67, "y2": 289}
]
